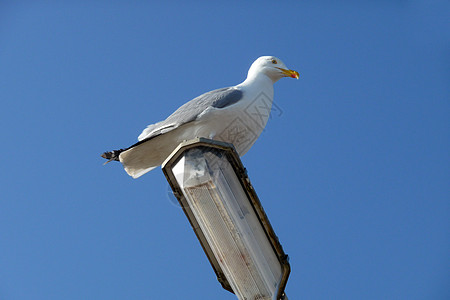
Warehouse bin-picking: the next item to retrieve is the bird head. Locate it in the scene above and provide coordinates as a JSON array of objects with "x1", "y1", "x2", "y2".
[{"x1": 247, "y1": 56, "x2": 299, "y2": 83}]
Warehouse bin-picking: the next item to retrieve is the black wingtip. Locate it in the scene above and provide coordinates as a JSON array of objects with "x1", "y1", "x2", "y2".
[{"x1": 101, "y1": 149, "x2": 124, "y2": 163}]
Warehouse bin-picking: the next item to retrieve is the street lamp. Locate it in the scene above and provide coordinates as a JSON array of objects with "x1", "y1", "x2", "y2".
[{"x1": 162, "y1": 138, "x2": 290, "y2": 300}]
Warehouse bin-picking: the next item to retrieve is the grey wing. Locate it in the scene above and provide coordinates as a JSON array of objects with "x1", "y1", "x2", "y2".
[{"x1": 138, "y1": 87, "x2": 243, "y2": 141}]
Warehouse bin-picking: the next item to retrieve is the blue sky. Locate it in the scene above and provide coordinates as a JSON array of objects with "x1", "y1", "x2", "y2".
[{"x1": 0, "y1": 1, "x2": 449, "y2": 299}]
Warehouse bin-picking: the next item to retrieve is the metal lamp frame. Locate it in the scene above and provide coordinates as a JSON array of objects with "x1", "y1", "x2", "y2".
[{"x1": 162, "y1": 138, "x2": 290, "y2": 300}]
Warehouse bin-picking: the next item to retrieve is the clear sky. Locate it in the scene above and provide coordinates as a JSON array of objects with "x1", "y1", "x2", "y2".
[{"x1": 0, "y1": 1, "x2": 448, "y2": 299}]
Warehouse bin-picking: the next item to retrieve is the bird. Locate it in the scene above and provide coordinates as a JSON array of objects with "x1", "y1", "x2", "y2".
[{"x1": 101, "y1": 56, "x2": 299, "y2": 178}]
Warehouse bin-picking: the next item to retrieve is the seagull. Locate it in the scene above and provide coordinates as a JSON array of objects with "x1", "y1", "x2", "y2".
[{"x1": 102, "y1": 56, "x2": 299, "y2": 178}]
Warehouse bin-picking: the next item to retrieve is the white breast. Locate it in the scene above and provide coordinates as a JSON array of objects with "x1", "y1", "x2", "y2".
[{"x1": 195, "y1": 75, "x2": 275, "y2": 156}]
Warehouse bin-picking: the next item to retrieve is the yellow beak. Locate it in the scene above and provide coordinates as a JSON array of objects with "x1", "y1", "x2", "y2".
[{"x1": 277, "y1": 67, "x2": 300, "y2": 79}]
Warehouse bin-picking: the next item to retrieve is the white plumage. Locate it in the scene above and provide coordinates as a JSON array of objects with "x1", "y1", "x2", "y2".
[{"x1": 102, "y1": 56, "x2": 299, "y2": 178}]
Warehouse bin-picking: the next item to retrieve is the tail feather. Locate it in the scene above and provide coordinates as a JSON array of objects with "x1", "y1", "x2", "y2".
[{"x1": 101, "y1": 149, "x2": 125, "y2": 164}]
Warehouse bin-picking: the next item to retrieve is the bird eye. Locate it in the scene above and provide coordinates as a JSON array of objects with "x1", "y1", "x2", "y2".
[{"x1": 271, "y1": 59, "x2": 277, "y2": 64}]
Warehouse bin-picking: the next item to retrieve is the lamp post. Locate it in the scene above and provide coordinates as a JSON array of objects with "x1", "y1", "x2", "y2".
[{"x1": 162, "y1": 138, "x2": 290, "y2": 300}]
